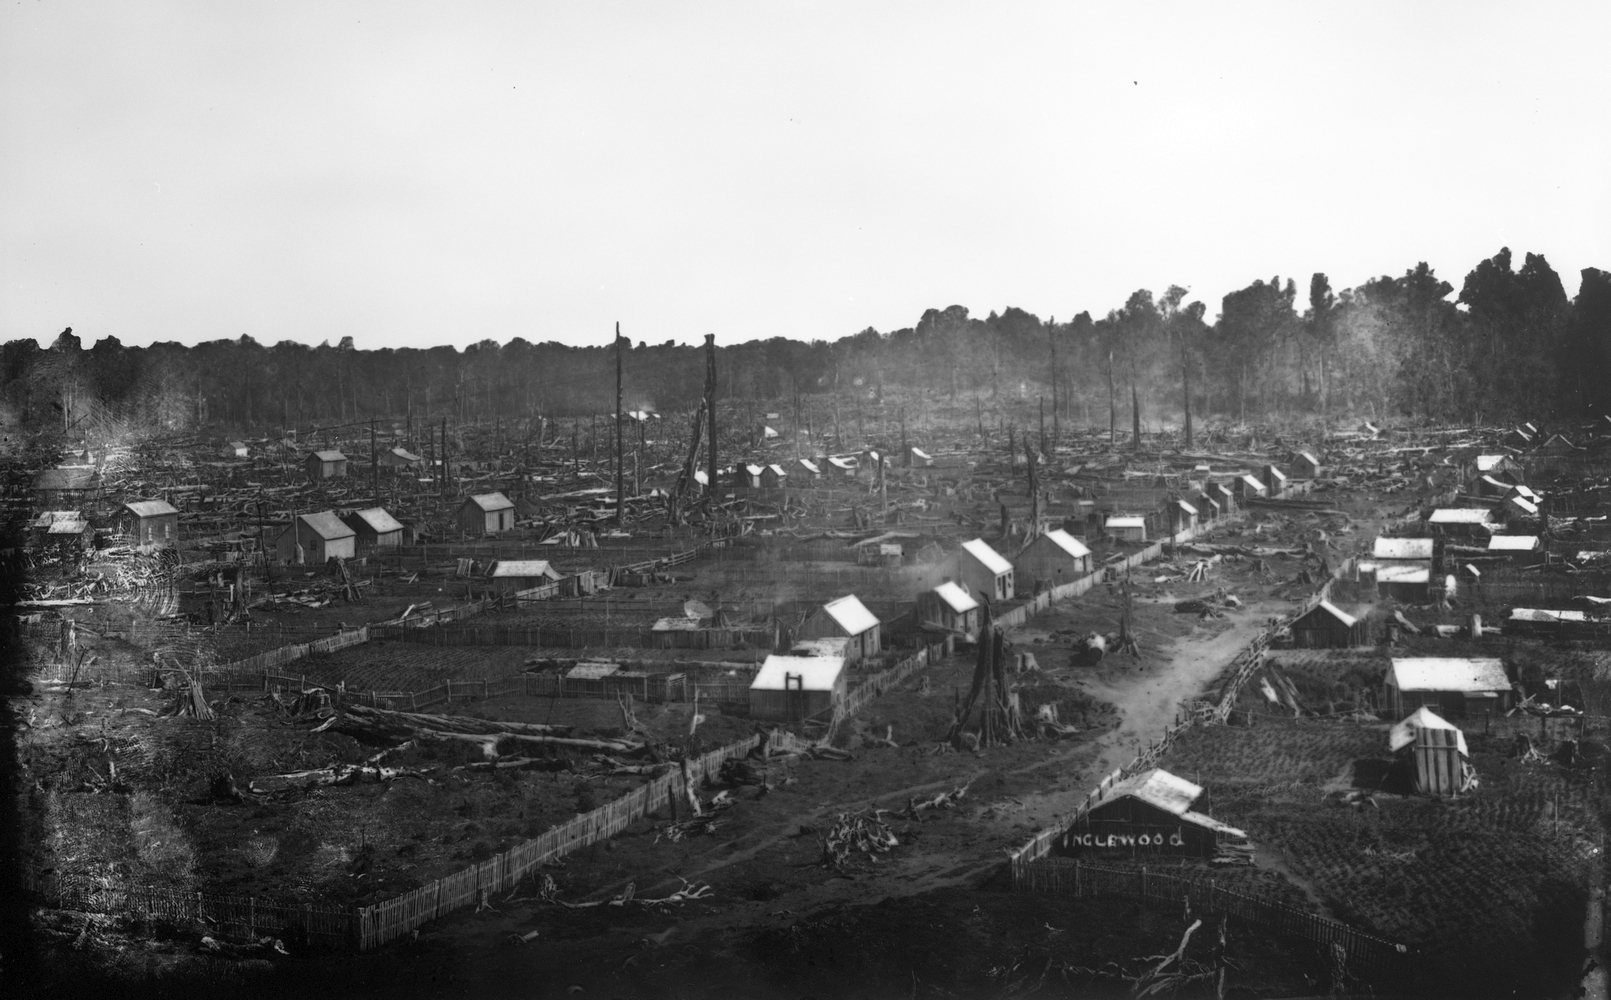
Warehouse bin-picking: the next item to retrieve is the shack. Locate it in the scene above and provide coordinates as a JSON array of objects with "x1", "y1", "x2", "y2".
[
  {"x1": 797, "y1": 594, "x2": 881, "y2": 664},
  {"x1": 1389, "y1": 707, "x2": 1471, "y2": 797},
  {"x1": 1012, "y1": 528, "x2": 1093, "y2": 593},
  {"x1": 958, "y1": 537, "x2": 1014, "y2": 601},
  {"x1": 1287, "y1": 600, "x2": 1368, "y2": 648},
  {"x1": 1209, "y1": 481, "x2": 1236, "y2": 514},
  {"x1": 760, "y1": 463, "x2": 788, "y2": 488},
  {"x1": 794, "y1": 458, "x2": 822, "y2": 481},
  {"x1": 304, "y1": 449, "x2": 348, "y2": 480},
  {"x1": 749, "y1": 654, "x2": 847, "y2": 722},
  {"x1": 120, "y1": 499, "x2": 180, "y2": 549},
  {"x1": 1195, "y1": 492, "x2": 1221, "y2": 521},
  {"x1": 457, "y1": 492, "x2": 516, "y2": 535},
  {"x1": 1058, "y1": 769, "x2": 1247, "y2": 859},
  {"x1": 1373, "y1": 561, "x2": 1431, "y2": 602},
  {"x1": 1384, "y1": 657, "x2": 1512, "y2": 719},
  {"x1": 1503, "y1": 427, "x2": 1534, "y2": 449},
  {"x1": 1264, "y1": 465, "x2": 1288, "y2": 496},
  {"x1": 486, "y1": 559, "x2": 563, "y2": 595},
  {"x1": 1166, "y1": 499, "x2": 1198, "y2": 535},
  {"x1": 1487, "y1": 534, "x2": 1541, "y2": 563},
  {"x1": 1294, "y1": 451, "x2": 1323, "y2": 477},
  {"x1": 340, "y1": 507, "x2": 404, "y2": 554},
  {"x1": 377, "y1": 446, "x2": 424, "y2": 470},
  {"x1": 1372, "y1": 537, "x2": 1434, "y2": 562},
  {"x1": 1236, "y1": 474, "x2": 1267, "y2": 500},
  {"x1": 1104, "y1": 516, "x2": 1147, "y2": 543},
  {"x1": 226, "y1": 440, "x2": 250, "y2": 459},
  {"x1": 1427, "y1": 507, "x2": 1494, "y2": 539},
  {"x1": 273, "y1": 511, "x2": 357, "y2": 565},
  {"x1": 825, "y1": 456, "x2": 857, "y2": 478},
  {"x1": 916, "y1": 580, "x2": 981, "y2": 638},
  {"x1": 907, "y1": 446, "x2": 934, "y2": 468}
]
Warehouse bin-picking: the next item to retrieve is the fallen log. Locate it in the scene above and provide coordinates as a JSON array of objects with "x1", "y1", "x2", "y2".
[{"x1": 247, "y1": 763, "x2": 427, "y2": 794}]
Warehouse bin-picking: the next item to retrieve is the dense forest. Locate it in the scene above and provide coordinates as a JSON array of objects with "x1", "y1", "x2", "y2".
[{"x1": 3, "y1": 246, "x2": 1608, "y2": 443}]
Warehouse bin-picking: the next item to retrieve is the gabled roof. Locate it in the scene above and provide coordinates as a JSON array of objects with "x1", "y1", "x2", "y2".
[
  {"x1": 1373, "y1": 537, "x2": 1434, "y2": 560},
  {"x1": 1038, "y1": 528, "x2": 1092, "y2": 560},
  {"x1": 1239, "y1": 474, "x2": 1266, "y2": 491},
  {"x1": 386, "y1": 446, "x2": 423, "y2": 462},
  {"x1": 297, "y1": 511, "x2": 356, "y2": 541},
  {"x1": 346, "y1": 507, "x2": 403, "y2": 534},
  {"x1": 1505, "y1": 495, "x2": 1538, "y2": 515},
  {"x1": 766, "y1": 464, "x2": 787, "y2": 477},
  {"x1": 489, "y1": 559, "x2": 560, "y2": 580},
  {"x1": 1488, "y1": 534, "x2": 1539, "y2": 551},
  {"x1": 751, "y1": 654, "x2": 845, "y2": 691},
  {"x1": 960, "y1": 537, "x2": 1013, "y2": 575},
  {"x1": 47, "y1": 518, "x2": 90, "y2": 534},
  {"x1": 227, "y1": 439, "x2": 247, "y2": 449},
  {"x1": 464, "y1": 492, "x2": 514, "y2": 512},
  {"x1": 309, "y1": 450, "x2": 346, "y2": 462},
  {"x1": 796, "y1": 459, "x2": 820, "y2": 475},
  {"x1": 1295, "y1": 599, "x2": 1358, "y2": 629},
  {"x1": 827, "y1": 456, "x2": 856, "y2": 470},
  {"x1": 1376, "y1": 563, "x2": 1430, "y2": 584},
  {"x1": 1105, "y1": 516, "x2": 1146, "y2": 529},
  {"x1": 1429, "y1": 508, "x2": 1492, "y2": 524},
  {"x1": 910, "y1": 447, "x2": 932, "y2": 460},
  {"x1": 1174, "y1": 499, "x2": 1198, "y2": 515},
  {"x1": 1297, "y1": 451, "x2": 1320, "y2": 465},
  {"x1": 1389, "y1": 706, "x2": 1468, "y2": 756},
  {"x1": 820, "y1": 594, "x2": 879, "y2": 636},
  {"x1": 743, "y1": 463, "x2": 765, "y2": 476},
  {"x1": 125, "y1": 499, "x2": 179, "y2": 518},
  {"x1": 1474, "y1": 454, "x2": 1511, "y2": 472},
  {"x1": 1102, "y1": 769, "x2": 1202, "y2": 816},
  {"x1": 1266, "y1": 467, "x2": 1288, "y2": 481},
  {"x1": 1388, "y1": 657, "x2": 1509, "y2": 693},
  {"x1": 932, "y1": 581, "x2": 980, "y2": 614}
]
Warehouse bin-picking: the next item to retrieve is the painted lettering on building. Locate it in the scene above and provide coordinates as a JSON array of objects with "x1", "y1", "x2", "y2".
[{"x1": 1066, "y1": 828, "x2": 1186, "y2": 849}]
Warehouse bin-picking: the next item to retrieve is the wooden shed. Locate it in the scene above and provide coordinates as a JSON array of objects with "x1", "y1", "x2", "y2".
[
  {"x1": 273, "y1": 511, "x2": 356, "y2": 565},
  {"x1": 1385, "y1": 657, "x2": 1512, "y2": 719},
  {"x1": 1057, "y1": 769, "x2": 1247, "y2": 859},
  {"x1": 1287, "y1": 600, "x2": 1369, "y2": 648},
  {"x1": 485, "y1": 559, "x2": 562, "y2": 595},
  {"x1": 457, "y1": 492, "x2": 516, "y2": 535},
  {"x1": 1264, "y1": 465, "x2": 1288, "y2": 497},
  {"x1": 226, "y1": 440, "x2": 250, "y2": 459},
  {"x1": 760, "y1": 463, "x2": 788, "y2": 488},
  {"x1": 1012, "y1": 529, "x2": 1093, "y2": 594},
  {"x1": 1389, "y1": 707, "x2": 1470, "y2": 797},
  {"x1": 120, "y1": 499, "x2": 179, "y2": 549},
  {"x1": 1166, "y1": 499, "x2": 1198, "y2": 535},
  {"x1": 1294, "y1": 451, "x2": 1323, "y2": 477},
  {"x1": 1372, "y1": 537, "x2": 1434, "y2": 562},
  {"x1": 749, "y1": 654, "x2": 846, "y2": 722},
  {"x1": 377, "y1": 446, "x2": 424, "y2": 470},
  {"x1": 340, "y1": 507, "x2": 404, "y2": 554},
  {"x1": 907, "y1": 446, "x2": 934, "y2": 468},
  {"x1": 304, "y1": 450, "x2": 348, "y2": 480},
  {"x1": 794, "y1": 458, "x2": 822, "y2": 481},
  {"x1": 1427, "y1": 507, "x2": 1494, "y2": 539},
  {"x1": 916, "y1": 581, "x2": 982, "y2": 639},
  {"x1": 1236, "y1": 473, "x2": 1267, "y2": 500},
  {"x1": 958, "y1": 538, "x2": 1014, "y2": 602},
  {"x1": 1195, "y1": 492, "x2": 1221, "y2": 522},
  {"x1": 797, "y1": 594, "x2": 881, "y2": 664},
  {"x1": 1209, "y1": 481, "x2": 1236, "y2": 514},
  {"x1": 1104, "y1": 516, "x2": 1147, "y2": 543},
  {"x1": 1373, "y1": 561, "x2": 1431, "y2": 602}
]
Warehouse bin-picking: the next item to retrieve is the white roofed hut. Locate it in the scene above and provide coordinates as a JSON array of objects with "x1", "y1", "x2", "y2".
[
  {"x1": 749, "y1": 654, "x2": 847, "y2": 722},
  {"x1": 1373, "y1": 537, "x2": 1434, "y2": 562},
  {"x1": 794, "y1": 458, "x2": 821, "y2": 481},
  {"x1": 1287, "y1": 600, "x2": 1368, "y2": 648},
  {"x1": 916, "y1": 581, "x2": 982, "y2": 640},
  {"x1": 1427, "y1": 507, "x2": 1495, "y2": 539},
  {"x1": 797, "y1": 595, "x2": 881, "y2": 664},
  {"x1": 1236, "y1": 473, "x2": 1267, "y2": 500},
  {"x1": 1294, "y1": 451, "x2": 1323, "y2": 477},
  {"x1": 906, "y1": 446, "x2": 934, "y2": 468},
  {"x1": 1487, "y1": 534, "x2": 1541, "y2": 563},
  {"x1": 1374, "y1": 561, "x2": 1431, "y2": 603},
  {"x1": 958, "y1": 538, "x2": 1014, "y2": 602},
  {"x1": 759, "y1": 463, "x2": 788, "y2": 488},
  {"x1": 1390, "y1": 707, "x2": 1471, "y2": 797},
  {"x1": 119, "y1": 499, "x2": 179, "y2": 549},
  {"x1": 377, "y1": 446, "x2": 425, "y2": 470},
  {"x1": 1167, "y1": 498, "x2": 1198, "y2": 535},
  {"x1": 457, "y1": 492, "x2": 516, "y2": 535},
  {"x1": 340, "y1": 507, "x2": 404, "y2": 554},
  {"x1": 1264, "y1": 465, "x2": 1288, "y2": 497},
  {"x1": 273, "y1": 512, "x2": 356, "y2": 566},
  {"x1": 1012, "y1": 529, "x2": 1093, "y2": 595},
  {"x1": 304, "y1": 449, "x2": 348, "y2": 480},
  {"x1": 1385, "y1": 657, "x2": 1512, "y2": 719},
  {"x1": 1105, "y1": 515, "x2": 1147, "y2": 543},
  {"x1": 1057, "y1": 769, "x2": 1248, "y2": 859},
  {"x1": 1209, "y1": 481, "x2": 1236, "y2": 514},
  {"x1": 485, "y1": 559, "x2": 562, "y2": 595}
]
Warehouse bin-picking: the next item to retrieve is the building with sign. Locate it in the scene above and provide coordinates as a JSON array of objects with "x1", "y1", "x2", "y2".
[{"x1": 1058, "y1": 769, "x2": 1247, "y2": 859}]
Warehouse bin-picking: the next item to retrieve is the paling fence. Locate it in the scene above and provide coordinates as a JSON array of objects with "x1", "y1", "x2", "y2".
[
  {"x1": 25, "y1": 730, "x2": 786, "y2": 951},
  {"x1": 368, "y1": 621, "x2": 770, "y2": 651},
  {"x1": 823, "y1": 641, "x2": 948, "y2": 740},
  {"x1": 1008, "y1": 859, "x2": 1408, "y2": 977}
]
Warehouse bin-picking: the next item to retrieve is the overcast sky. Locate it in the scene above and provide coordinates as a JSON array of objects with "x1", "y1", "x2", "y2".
[{"x1": 3, "y1": 3, "x2": 1608, "y2": 351}]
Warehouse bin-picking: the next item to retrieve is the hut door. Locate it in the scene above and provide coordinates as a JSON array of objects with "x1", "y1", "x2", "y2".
[{"x1": 785, "y1": 672, "x2": 804, "y2": 722}]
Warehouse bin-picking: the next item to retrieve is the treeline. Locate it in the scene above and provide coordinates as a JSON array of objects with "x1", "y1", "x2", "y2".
[{"x1": 3, "y1": 246, "x2": 1608, "y2": 442}]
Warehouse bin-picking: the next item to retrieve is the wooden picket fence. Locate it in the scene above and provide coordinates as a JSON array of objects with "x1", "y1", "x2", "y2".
[
  {"x1": 1008, "y1": 859, "x2": 1409, "y2": 977},
  {"x1": 368, "y1": 621, "x2": 769, "y2": 651}
]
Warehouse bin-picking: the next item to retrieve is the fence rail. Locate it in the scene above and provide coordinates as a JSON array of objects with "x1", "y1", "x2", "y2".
[{"x1": 1009, "y1": 858, "x2": 1408, "y2": 976}]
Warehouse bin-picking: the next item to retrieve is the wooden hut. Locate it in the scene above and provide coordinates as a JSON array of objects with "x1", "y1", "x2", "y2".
[
  {"x1": 457, "y1": 492, "x2": 516, "y2": 535},
  {"x1": 226, "y1": 440, "x2": 250, "y2": 459},
  {"x1": 760, "y1": 463, "x2": 788, "y2": 488},
  {"x1": 907, "y1": 446, "x2": 934, "y2": 468},
  {"x1": 1236, "y1": 473, "x2": 1267, "y2": 500},
  {"x1": 797, "y1": 594, "x2": 881, "y2": 664},
  {"x1": 749, "y1": 654, "x2": 846, "y2": 722},
  {"x1": 1209, "y1": 481, "x2": 1236, "y2": 514},
  {"x1": 1057, "y1": 769, "x2": 1247, "y2": 859},
  {"x1": 1294, "y1": 451, "x2": 1323, "y2": 477},
  {"x1": 304, "y1": 450, "x2": 348, "y2": 480},
  {"x1": 377, "y1": 446, "x2": 424, "y2": 470},
  {"x1": 340, "y1": 507, "x2": 404, "y2": 555},
  {"x1": 1427, "y1": 507, "x2": 1494, "y2": 539},
  {"x1": 958, "y1": 538, "x2": 1014, "y2": 601},
  {"x1": 120, "y1": 500, "x2": 179, "y2": 549},
  {"x1": 1166, "y1": 499, "x2": 1198, "y2": 535},
  {"x1": 273, "y1": 512, "x2": 356, "y2": 565},
  {"x1": 1287, "y1": 600, "x2": 1368, "y2": 648},
  {"x1": 1389, "y1": 707, "x2": 1470, "y2": 797},
  {"x1": 1104, "y1": 516, "x2": 1147, "y2": 543},
  {"x1": 915, "y1": 581, "x2": 981, "y2": 639},
  {"x1": 485, "y1": 559, "x2": 562, "y2": 595},
  {"x1": 794, "y1": 458, "x2": 821, "y2": 481},
  {"x1": 1385, "y1": 657, "x2": 1512, "y2": 719},
  {"x1": 1012, "y1": 528, "x2": 1093, "y2": 593},
  {"x1": 1372, "y1": 537, "x2": 1434, "y2": 562},
  {"x1": 1264, "y1": 465, "x2": 1288, "y2": 497}
]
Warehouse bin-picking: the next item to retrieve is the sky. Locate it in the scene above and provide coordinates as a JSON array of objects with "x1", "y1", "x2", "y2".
[{"x1": 3, "y1": 2, "x2": 1608, "y2": 351}]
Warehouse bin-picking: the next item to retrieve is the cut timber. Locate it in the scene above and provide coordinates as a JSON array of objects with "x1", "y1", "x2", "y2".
[{"x1": 330, "y1": 704, "x2": 642, "y2": 756}]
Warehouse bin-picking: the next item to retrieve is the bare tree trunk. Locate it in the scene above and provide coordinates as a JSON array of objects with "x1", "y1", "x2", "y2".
[{"x1": 1107, "y1": 351, "x2": 1117, "y2": 448}]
